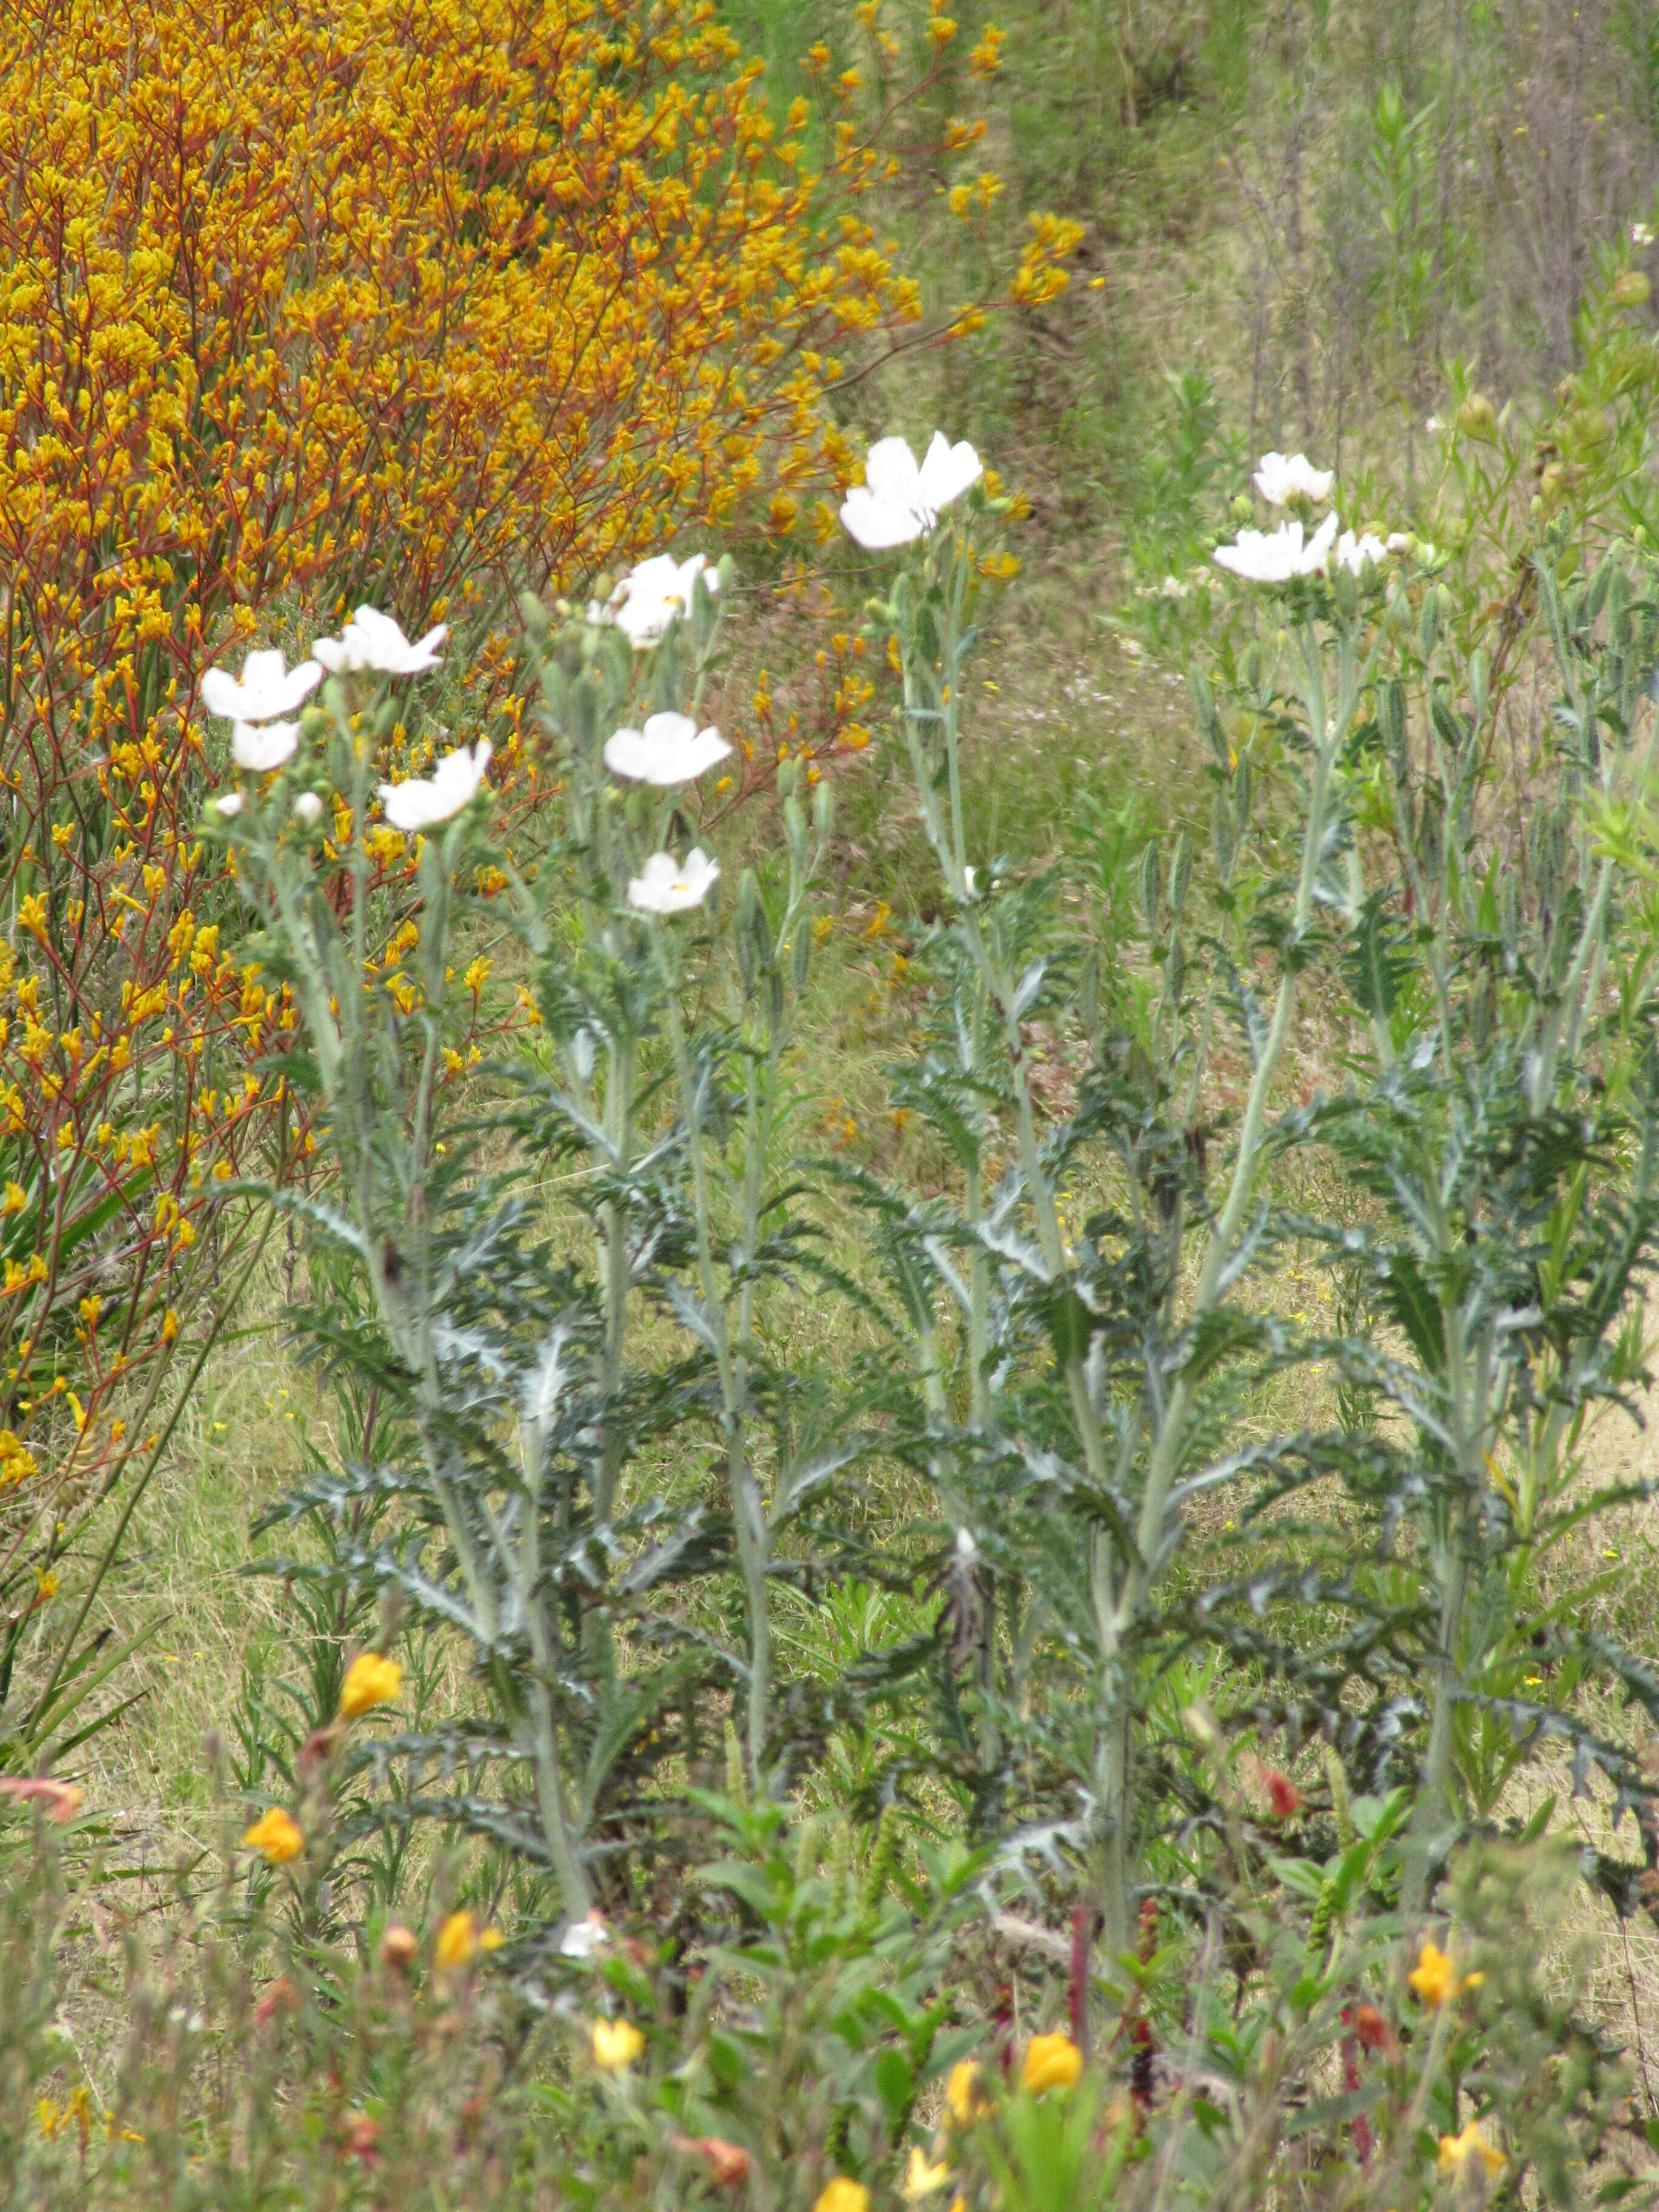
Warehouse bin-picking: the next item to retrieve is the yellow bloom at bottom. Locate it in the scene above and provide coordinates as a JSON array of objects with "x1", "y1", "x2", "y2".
[
  {"x1": 241, "y1": 1807, "x2": 303, "y2": 1864},
  {"x1": 592, "y1": 2017, "x2": 645, "y2": 2071},
  {"x1": 1021, "y1": 2031, "x2": 1083, "y2": 2094},
  {"x1": 1438, "y1": 2122, "x2": 1504, "y2": 2178},
  {"x1": 813, "y1": 2183, "x2": 870, "y2": 2212},
  {"x1": 903, "y1": 2145, "x2": 953, "y2": 2199}
]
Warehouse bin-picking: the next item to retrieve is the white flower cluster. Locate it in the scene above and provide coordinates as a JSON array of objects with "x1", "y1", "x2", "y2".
[
  {"x1": 201, "y1": 607, "x2": 488, "y2": 830},
  {"x1": 1213, "y1": 452, "x2": 1389, "y2": 586}
]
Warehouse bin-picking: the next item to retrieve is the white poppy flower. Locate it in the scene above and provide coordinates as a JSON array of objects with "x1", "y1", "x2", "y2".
[
  {"x1": 1253, "y1": 452, "x2": 1334, "y2": 506},
  {"x1": 626, "y1": 846, "x2": 720, "y2": 915},
  {"x1": 1335, "y1": 529, "x2": 1386, "y2": 574},
  {"x1": 314, "y1": 605, "x2": 447, "y2": 675},
  {"x1": 201, "y1": 648, "x2": 323, "y2": 725},
  {"x1": 212, "y1": 791, "x2": 244, "y2": 819},
  {"x1": 292, "y1": 791, "x2": 325, "y2": 826},
  {"x1": 1213, "y1": 512, "x2": 1339, "y2": 583},
  {"x1": 560, "y1": 1910, "x2": 610, "y2": 1959},
  {"x1": 232, "y1": 718, "x2": 299, "y2": 773},
  {"x1": 608, "y1": 555, "x2": 717, "y2": 649},
  {"x1": 602, "y1": 712, "x2": 731, "y2": 786},
  {"x1": 1386, "y1": 532, "x2": 1415, "y2": 554},
  {"x1": 378, "y1": 740, "x2": 492, "y2": 832},
  {"x1": 840, "y1": 432, "x2": 982, "y2": 549}
]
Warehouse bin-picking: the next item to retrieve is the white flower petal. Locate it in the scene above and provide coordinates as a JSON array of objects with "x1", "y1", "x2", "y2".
[
  {"x1": 864, "y1": 435, "x2": 926, "y2": 510},
  {"x1": 1305, "y1": 512, "x2": 1339, "y2": 568},
  {"x1": 917, "y1": 431, "x2": 982, "y2": 514},
  {"x1": 212, "y1": 791, "x2": 244, "y2": 819},
  {"x1": 201, "y1": 648, "x2": 323, "y2": 724},
  {"x1": 1213, "y1": 514, "x2": 1338, "y2": 584},
  {"x1": 1335, "y1": 528, "x2": 1386, "y2": 575},
  {"x1": 841, "y1": 431, "x2": 980, "y2": 551},
  {"x1": 313, "y1": 606, "x2": 446, "y2": 675},
  {"x1": 609, "y1": 555, "x2": 716, "y2": 649},
  {"x1": 293, "y1": 791, "x2": 325, "y2": 825},
  {"x1": 1253, "y1": 451, "x2": 1335, "y2": 506},
  {"x1": 232, "y1": 718, "x2": 299, "y2": 772},
  {"x1": 378, "y1": 740, "x2": 492, "y2": 831},
  {"x1": 839, "y1": 485, "x2": 923, "y2": 549},
  {"x1": 560, "y1": 1911, "x2": 610, "y2": 1959},
  {"x1": 603, "y1": 712, "x2": 730, "y2": 786},
  {"x1": 626, "y1": 846, "x2": 720, "y2": 915}
]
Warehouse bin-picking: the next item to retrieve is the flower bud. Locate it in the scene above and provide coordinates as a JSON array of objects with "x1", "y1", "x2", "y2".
[
  {"x1": 1612, "y1": 270, "x2": 1651, "y2": 309},
  {"x1": 380, "y1": 1923, "x2": 419, "y2": 1969},
  {"x1": 1455, "y1": 392, "x2": 1497, "y2": 441}
]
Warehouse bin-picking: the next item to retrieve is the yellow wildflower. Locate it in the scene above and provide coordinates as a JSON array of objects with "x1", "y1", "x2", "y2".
[
  {"x1": 945, "y1": 2060, "x2": 987, "y2": 2125},
  {"x1": 1409, "y1": 1938, "x2": 1482, "y2": 2009},
  {"x1": 591, "y1": 2017, "x2": 645, "y2": 2071},
  {"x1": 903, "y1": 2145, "x2": 953, "y2": 2198},
  {"x1": 338, "y1": 1651, "x2": 403, "y2": 1718},
  {"x1": 813, "y1": 2184, "x2": 870, "y2": 2212},
  {"x1": 1021, "y1": 2032, "x2": 1083, "y2": 2094},
  {"x1": 436, "y1": 1910, "x2": 479, "y2": 1969},
  {"x1": 242, "y1": 1807, "x2": 303, "y2": 1863},
  {"x1": 969, "y1": 22, "x2": 1004, "y2": 72},
  {"x1": 1438, "y1": 2122, "x2": 1504, "y2": 2177}
]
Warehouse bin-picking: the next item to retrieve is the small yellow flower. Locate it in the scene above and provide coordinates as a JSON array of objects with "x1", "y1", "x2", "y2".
[
  {"x1": 591, "y1": 2017, "x2": 645, "y2": 2071},
  {"x1": 945, "y1": 2060, "x2": 986, "y2": 2126},
  {"x1": 338, "y1": 1651, "x2": 403, "y2": 1718},
  {"x1": 436, "y1": 1909, "x2": 478, "y2": 1970},
  {"x1": 1408, "y1": 1938, "x2": 1481, "y2": 2009},
  {"x1": 1021, "y1": 2031, "x2": 1083, "y2": 2094},
  {"x1": 813, "y1": 2184, "x2": 870, "y2": 2212},
  {"x1": 1438, "y1": 2122, "x2": 1504, "y2": 2177},
  {"x1": 241, "y1": 1807, "x2": 303, "y2": 1864},
  {"x1": 968, "y1": 21, "x2": 1004, "y2": 73},
  {"x1": 903, "y1": 2145, "x2": 953, "y2": 2198},
  {"x1": 2, "y1": 1181, "x2": 25, "y2": 1214}
]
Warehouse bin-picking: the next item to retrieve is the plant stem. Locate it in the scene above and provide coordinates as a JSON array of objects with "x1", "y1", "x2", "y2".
[{"x1": 655, "y1": 934, "x2": 771, "y2": 1789}]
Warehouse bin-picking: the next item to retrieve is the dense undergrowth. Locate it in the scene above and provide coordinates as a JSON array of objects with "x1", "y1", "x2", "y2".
[{"x1": 6, "y1": 0, "x2": 1659, "y2": 2207}]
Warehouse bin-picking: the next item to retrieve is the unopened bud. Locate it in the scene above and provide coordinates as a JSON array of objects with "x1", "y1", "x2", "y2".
[
  {"x1": 380, "y1": 1924, "x2": 419, "y2": 1970},
  {"x1": 1612, "y1": 270, "x2": 1651, "y2": 309},
  {"x1": 1455, "y1": 392, "x2": 1497, "y2": 442}
]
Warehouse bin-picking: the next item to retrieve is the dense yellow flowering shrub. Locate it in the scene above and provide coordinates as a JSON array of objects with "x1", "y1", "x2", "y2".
[{"x1": 0, "y1": 0, "x2": 919, "y2": 1729}]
